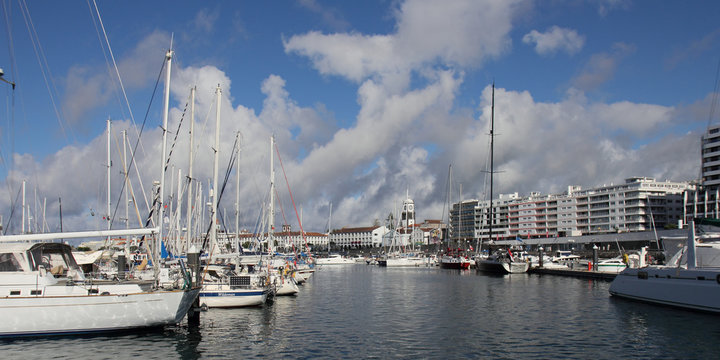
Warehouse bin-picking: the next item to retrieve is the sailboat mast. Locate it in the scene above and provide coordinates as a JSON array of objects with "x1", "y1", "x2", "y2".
[
  {"x1": 328, "y1": 203, "x2": 332, "y2": 253},
  {"x1": 157, "y1": 47, "x2": 172, "y2": 269},
  {"x1": 186, "y1": 86, "x2": 195, "y2": 252},
  {"x1": 488, "y1": 82, "x2": 495, "y2": 245},
  {"x1": 21, "y1": 180, "x2": 25, "y2": 234},
  {"x1": 269, "y1": 135, "x2": 275, "y2": 253},
  {"x1": 235, "y1": 132, "x2": 241, "y2": 250},
  {"x1": 447, "y1": 164, "x2": 452, "y2": 245},
  {"x1": 123, "y1": 130, "x2": 129, "y2": 241},
  {"x1": 106, "y1": 119, "x2": 111, "y2": 240},
  {"x1": 210, "y1": 85, "x2": 222, "y2": 253}
]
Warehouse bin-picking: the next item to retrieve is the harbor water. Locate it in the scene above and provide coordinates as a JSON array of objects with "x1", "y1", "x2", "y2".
[{"x1": 2, "y1": 264, "x2": 719, "y2": 359}]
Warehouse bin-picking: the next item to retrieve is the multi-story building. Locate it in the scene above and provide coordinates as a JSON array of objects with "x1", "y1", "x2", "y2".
[
  {"x1": 216, "y1": 227, "x2": 328, "y2": 253},
  {"x1": 686, "y1": 124, "x2": 720, "y2": 221},
  {"x1": 330, "y1": 226, "x2": 389, "y2": 248},
  {"x1": 452, "y1": 177, "x2": 690, "y2": 242},
  {"x1": 449, "y1": 200, "x2": 478, "y2": 242}
]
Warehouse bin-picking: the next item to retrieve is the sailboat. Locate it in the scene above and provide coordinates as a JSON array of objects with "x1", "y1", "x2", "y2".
[
  {"x1": 198, "y1": 87, "x2": 275, "y2": 308},
  {"x1": 439, "y1": 166, "x2": 472, "y2": 270},
  {"x1": 379, "y1": 193, "x2": 427, "y2": 267},
  {"x1": 475, "y1": 83, "x2": 529, "y2": 274},
  {"x1": 0, "y1": 49, "x2": 201, "y2": 337}
]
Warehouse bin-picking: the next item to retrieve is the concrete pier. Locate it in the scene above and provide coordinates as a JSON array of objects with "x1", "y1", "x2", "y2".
[{"x1": 529, "y1": 267, "x2": 617, "y2": 281}]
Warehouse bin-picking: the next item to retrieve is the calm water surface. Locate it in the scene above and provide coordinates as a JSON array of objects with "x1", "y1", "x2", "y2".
[{"x1": 2, "y1": 265, "x2": 719, "y2": 359}]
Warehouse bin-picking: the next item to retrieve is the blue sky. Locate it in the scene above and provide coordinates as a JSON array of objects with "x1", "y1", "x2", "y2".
[{"x1": 0, "y1": 0, "x2": 718, "y2": 235}]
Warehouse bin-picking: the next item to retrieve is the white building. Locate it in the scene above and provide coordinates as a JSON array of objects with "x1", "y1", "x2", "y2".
[
  {"x1": 453, "y1": 177, "x2": 691, "y2": 242},
  {"x1": 330, "y1": 226, "x2": 389, "y2": 248},
  {"x1": 686, "y1": 124, "x2": 720, "y2": 221}
]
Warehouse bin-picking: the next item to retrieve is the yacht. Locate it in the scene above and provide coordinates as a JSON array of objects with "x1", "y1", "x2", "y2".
[
  {"x1": 609, "y1": 218, "x2": 720, "y2": 313},
  {"x1": 316, "y1": 254, "x2": 355, "y2": 265},
  {"x1": 199, "y1": 262, "x2": 273, "y2": 308},
  {"x1": 378, "y1": 254, "x2": 426, "y2": 267},
  {"x1": 0, "y1": 241, "x2": 200, "y2": 337},
  {"x1": 595, "y1": 257, "x2": 629, "y2": 274},
  {"x1": 476, "y1": 249, "x2": 529, "y2": 274},
  {"x1": 439, "y1": 249, "x2": 472, "y2": 270}
]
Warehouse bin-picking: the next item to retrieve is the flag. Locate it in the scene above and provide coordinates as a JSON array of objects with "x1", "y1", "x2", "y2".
[{"x1": 515, "y1": 235, "x2": 523, "y2": 242}]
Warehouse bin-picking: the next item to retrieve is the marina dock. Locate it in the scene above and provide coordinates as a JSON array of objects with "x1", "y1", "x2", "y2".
[{"x1": 529, "y1": 267, "x2": 617, "y2": 280}]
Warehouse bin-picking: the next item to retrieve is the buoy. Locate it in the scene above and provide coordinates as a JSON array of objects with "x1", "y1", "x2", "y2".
[{"x1": 588, "y1": 262, "x2": 592, "y2": 271}]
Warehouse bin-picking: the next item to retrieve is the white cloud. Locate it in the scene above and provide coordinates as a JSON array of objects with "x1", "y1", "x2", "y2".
[
  {"x1": 192, "y1": 8, "x2": 219, "y2": 34},
  {"x1": 571, "y1": 42, "x2": 635, "y2": 91},
  {"x1": 284, "y1": 0, "x2": 523, "y2": 85},
  {"x1": 0, "y1": 0, "x2": 706, "y2": 238},
  {"x1": 61, "y1": 31, "x2": 171, "y2": 127},
  {"x1": 596, "y1": 0, "x2": 630, "y2": 17},
  {"x1": 297, "y1": 0, "x2": 350, "y2": 31},
  {"x1": 522, "y1": 26, "x2": 585, "y2": 56}
]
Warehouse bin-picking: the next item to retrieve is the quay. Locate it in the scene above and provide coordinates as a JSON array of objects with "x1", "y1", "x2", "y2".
[{"x1": 529, "y1": 267, "x2": 617, "y2": 281}]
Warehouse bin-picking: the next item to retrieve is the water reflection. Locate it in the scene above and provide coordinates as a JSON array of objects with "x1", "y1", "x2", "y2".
[{"x1": 3, "y1": 266, "x2": 720, "y2": 359}]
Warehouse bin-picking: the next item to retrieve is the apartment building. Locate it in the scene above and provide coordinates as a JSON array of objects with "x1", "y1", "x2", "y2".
[
  {"x1": 686, "y1": 124, "x2": 720, "y2": 221},
  {"x1": 451, "y1": 177, "x2": 690, "y2": 242}
]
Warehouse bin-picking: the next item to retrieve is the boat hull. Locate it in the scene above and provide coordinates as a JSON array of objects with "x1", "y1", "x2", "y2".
[
  {"x1": 199, "y1": 285, "x2": 269, "y2": 308},
  {"x1": 316, "y1": 259, "x2": 355, "y2": 265},
  {"x1": 477, "y1": 259, "x2": 529, "y2": 274},
  {"x1": 379, "y1": 257, "x2": 426, "y2": 267},
  {"x1": 439, "y1": 259, "x2": 471, "y2": 270},
  {"x1": 0, "y1": 287, "x2": 200, "y2": 337},
  {"x1": 609, "y1": 267, "x2": 720, "y2": 313}
]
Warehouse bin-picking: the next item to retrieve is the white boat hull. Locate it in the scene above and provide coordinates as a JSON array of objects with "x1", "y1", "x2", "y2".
[
  {"x1": 274, "y1": 278, "x2": 299, "y2": 296},
  {"x1": 609, "y1": 267, "x2": 720, "y2": 313},
  {"x1": 380, "y1": 257, "x2": 426, "y2": 267},
  {"x1": 199, "y1": 285, "x2": 269, "y2": 308},
  {"x1": 316, "y1": 258, "x2": 355, "y2": 265},
  {"x1": 0, "y1": 287, "x2": 200, "y2": 337}
]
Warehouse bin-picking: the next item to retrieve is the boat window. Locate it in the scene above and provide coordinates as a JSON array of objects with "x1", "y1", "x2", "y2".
[
  {"x1": 0, "y1": 253, "x2": 23, "y2": 272},
  {"x1": 30, "y1": 248, "x2": 71, "y2": 274}
]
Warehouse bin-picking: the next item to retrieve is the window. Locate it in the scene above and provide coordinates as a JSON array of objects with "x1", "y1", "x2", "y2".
[{"x1": 0, "y1": 253, "x2": 23, "y2": 272}]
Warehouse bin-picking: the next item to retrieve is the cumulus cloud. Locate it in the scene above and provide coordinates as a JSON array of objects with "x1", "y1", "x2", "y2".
[
  {"x1": 0, "y1": 0, "x2": 706, "y2": 238},
  {"x1": 522, "y1": 26, "x2": 585, "y2": 56},
  {"x1": 284, "y1": 0, "x2": 523, "y2": 84}
]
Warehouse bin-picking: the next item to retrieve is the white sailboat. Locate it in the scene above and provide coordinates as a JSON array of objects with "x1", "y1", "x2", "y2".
[
  {"x1": 0, "y1": 48, "x2": 201, "y2": 337},
  {"x1": 438, "y1": 166, "x2": 472, "y2": 270},
  {"x1": 476, "y1": 83, "x2": 528, "y2": 274},
  {"x1": 0, "y1": 235, "x2": 199, "y2": 337},
  {"x1": 198, "y1": 87, "x2": 274, "y2": 307}
]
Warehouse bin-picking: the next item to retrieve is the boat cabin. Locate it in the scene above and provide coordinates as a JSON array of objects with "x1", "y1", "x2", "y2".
[{"x1": 0, "y1": 242, "x2": 82, "y2": 277}]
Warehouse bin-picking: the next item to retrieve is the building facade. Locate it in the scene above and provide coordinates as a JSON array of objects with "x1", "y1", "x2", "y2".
[
  {"x1": 686, "y1": 124, "x2": 720, "y2": 221},
  {"x1": 330, "y1": 226, "x2": 389, "y2": 248},
  {"x1": 451, "y1": 177, "x2": 691, "y2": 242}
]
